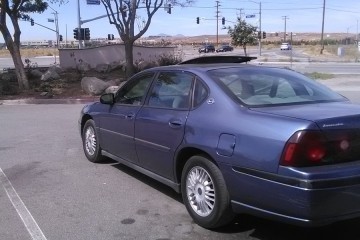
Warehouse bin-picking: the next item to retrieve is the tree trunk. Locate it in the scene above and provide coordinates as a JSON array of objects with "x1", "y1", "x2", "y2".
[
  {"x1": 124, "y1": 40, "x2": 135, "y2": 78},
  {"x1": 243, "y1": 45, "x2": 247, "y2": 56},
  {"x1": 0, "y1": 27, "x2": 29, "y2": 90},
  {"x1": 9, "y1": 45, "x2": 29, "y2": 90}
]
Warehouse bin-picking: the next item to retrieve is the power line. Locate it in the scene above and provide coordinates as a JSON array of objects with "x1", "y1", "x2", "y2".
[{"x1": 326, "y1": 7, "x2": 360, "y2": 14}]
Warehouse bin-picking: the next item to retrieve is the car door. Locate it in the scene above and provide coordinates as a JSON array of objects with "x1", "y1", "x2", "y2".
[
  {"x1": 134, "y1": 71, "x2": 194, "y2": 180},
  {"x1": 99, "y1": 72, "x2": 154, "y2": 164}
]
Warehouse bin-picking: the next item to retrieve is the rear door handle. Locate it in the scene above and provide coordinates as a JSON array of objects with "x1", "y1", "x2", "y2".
[
  {"x1": 125, "y1": 113, "x2": 135, "y2": 119},
  {"x1": 169, "y1": 119, "x2": 183, "y2": 128}
]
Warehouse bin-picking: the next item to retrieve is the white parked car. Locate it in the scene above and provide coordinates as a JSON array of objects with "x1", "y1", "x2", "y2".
[{"x1": 280, "y1": 43, "x2": 292, "y2": 50}]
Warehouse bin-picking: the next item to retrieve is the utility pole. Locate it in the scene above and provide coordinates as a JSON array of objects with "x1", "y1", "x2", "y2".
[
  {"x1": 320, "y1": 0, "x2": 326, "y2": 54},
  {"x1": 282, "y1": 16, "x2": 289, "y2": 42},
  {"x1": 249, "y1": 1, "x2": 262, "y2": 56},
  {"x1": 216, "y1": 1, "x2": 219, "y2": 47},
  {"x1": 259, "y1": 2, "x2": 262, "y2": 56},
  {"x1": 238, "y1": 8, "x2": 244, "y2": 21},
  {"x1": 357, "y1": 19, "x2": 358, "y2": 43}
]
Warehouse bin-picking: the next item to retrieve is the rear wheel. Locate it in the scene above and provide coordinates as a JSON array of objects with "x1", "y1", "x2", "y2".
[
  {"x1": 82, "y1": 119, "x2": 105, "y2": 163},
  {"x1": 181, "y1": 155, "x2": 234, "y2": 229}
]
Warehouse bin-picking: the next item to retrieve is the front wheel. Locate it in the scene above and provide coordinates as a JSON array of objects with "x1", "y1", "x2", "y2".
[
  {"x1": 181, "y1": 155, "x2": 234, "y2": 229},
  {"x1": 82, "y1": 119, "x2": 105, "y2": 163}
]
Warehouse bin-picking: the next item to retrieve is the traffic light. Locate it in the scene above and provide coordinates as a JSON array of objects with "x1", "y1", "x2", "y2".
[
  {"x1": 73, "y1": 28, "x2": 78, "y2": 40},
  {"x1": 263, "y1": 31, "x2": 266, "y2": 39},
  {"x1": 84, "y1": 28, "x2": 90, "y2": 40},
  {"x1": 167, "y1": 4, "x2": 171, "y2": 14},
  {"x1": 30, "y1": 18, "x2": 34, "y2": 26},
  {"x1": 108, "y1": 34, "x2": 114, "y2": 40},
  {"x1": 196, "y1": 17, "x2": 199, "y2": 24},
  {"x1": 257, "y1": 31, "x2": 261, "y2": 39},
  {"x1": 222, "y1": 17, "x2": 225, "y2": 25},
  {"x1": 59, "y1": 35, "x2": 63, "y2": 41}
]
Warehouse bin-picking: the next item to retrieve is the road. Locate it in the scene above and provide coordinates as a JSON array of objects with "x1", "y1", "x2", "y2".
[
  {"x1": 180, "y1": 48, "x2": 360, "y2": 75},
  {"x1": 1, "y1": 87, "x2": 360, "y2": 239},
  {"x1": 0, "y1": 56, "x2": 58, "y2": 70}
]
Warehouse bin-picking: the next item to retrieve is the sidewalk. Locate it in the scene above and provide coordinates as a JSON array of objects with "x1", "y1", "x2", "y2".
[{"x1": 0, "y1": 97, "x2": 97, "y2": 105}]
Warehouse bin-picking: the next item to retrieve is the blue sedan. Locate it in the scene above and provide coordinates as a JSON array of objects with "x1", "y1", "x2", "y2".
[{"x1": 79, "y1": 56, "x2": 360, "y2": 229}]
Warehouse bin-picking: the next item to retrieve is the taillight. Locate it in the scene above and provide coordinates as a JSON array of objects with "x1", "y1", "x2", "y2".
[
  {"x1": 281, "y1": 129, "x2": 360, "y2": 167},
  {"x1": 280, "y1": 131, "x2": 327, "y2": 167}
]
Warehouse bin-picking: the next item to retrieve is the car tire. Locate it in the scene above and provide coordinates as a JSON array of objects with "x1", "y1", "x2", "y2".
[
  {"x1": 181, "y1": 155, "x2": 234, "y2": 229},
  {"x1": 82, "y1": 119, "x2": 105, "y2": 163}
]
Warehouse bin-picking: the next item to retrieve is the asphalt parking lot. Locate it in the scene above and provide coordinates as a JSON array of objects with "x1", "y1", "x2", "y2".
[{"x1": 1, "y1": 78, "x2": 360, "y2": 240}]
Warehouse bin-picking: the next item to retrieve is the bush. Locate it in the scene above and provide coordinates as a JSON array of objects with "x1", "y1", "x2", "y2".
[{"x1": 157, "y1": 54, "x2": 183, "y2": 66}]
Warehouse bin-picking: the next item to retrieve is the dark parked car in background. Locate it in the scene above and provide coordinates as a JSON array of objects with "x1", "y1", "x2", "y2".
[
  {"x1": 80, "y1": 55, "x2": 360, "y2": 229},
  {"x1": 198, "y1": 44, "x2": 215, "y2": 53},
  {"x1": 216, "y1": 45, "x2": 234, "y2": 52}
]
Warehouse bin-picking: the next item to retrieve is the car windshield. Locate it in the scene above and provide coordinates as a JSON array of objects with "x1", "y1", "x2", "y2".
[{"x1": 208, "y1": 67, "x2": 346, "y2": 107}]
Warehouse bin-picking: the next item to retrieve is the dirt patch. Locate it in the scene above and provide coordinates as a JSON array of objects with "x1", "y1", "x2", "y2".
[{"x1": 0, "y1": 68, "x2": 126, "y2": 100}]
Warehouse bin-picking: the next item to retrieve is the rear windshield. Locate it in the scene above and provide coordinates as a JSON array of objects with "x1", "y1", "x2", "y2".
[{"x1": 208, "y1": 67, "x2": 346, "y2": 107}]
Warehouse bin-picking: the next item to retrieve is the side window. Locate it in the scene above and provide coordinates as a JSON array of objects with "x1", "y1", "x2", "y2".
[
  {"x1": 148, "y1": 71, "x2": 194, "y2": 109},
  {"x1": 115, "y1": 73, "x2": 154, "y2": 105},
  {"x1": 193, "y1": 79, "x2": 208, "y2": 107},
  {"x1": 276, "y1": 79, "x2": 297, "y2": 98}
]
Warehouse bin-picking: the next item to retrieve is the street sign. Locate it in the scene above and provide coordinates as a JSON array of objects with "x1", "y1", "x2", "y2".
[
  {"x1": 87, "y1": 0, "x2": 100, "y2": 5},
  {"x1": 246, "y1": 14, "x2": 256, "y2": 18}
]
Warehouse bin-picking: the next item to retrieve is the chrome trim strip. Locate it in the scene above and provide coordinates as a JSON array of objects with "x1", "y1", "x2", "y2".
[
  {"x1": 135, "y1": 138, "x2": 170, "y2": 152},
  {"x1": 100, "y1": 128, "x2": 133, "y2": 140}
]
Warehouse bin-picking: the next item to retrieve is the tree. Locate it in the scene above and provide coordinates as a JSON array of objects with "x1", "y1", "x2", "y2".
[
  {"x1": 0, "y1": 0, "x2": 65, "y2": 90},
  {"x1": 228, "y1": 18, "x2": 257, "y2": 56},
  {"x1": 100, "y1": 0, "x2": 193, "y2": 78}
]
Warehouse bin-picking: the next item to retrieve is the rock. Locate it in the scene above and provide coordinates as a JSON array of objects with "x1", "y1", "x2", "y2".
[
  {"x1": 95, "y1": 64, "x2": 110, "y2": 73},
  {"x1": 48, "y1": 65, "x2": 63, "y2": 74},
  {"x1": 30, "y1": 69, "x2": 43, "y2": 78},
  {"x1": 41, "y1": 68, "x2": 60, "y2": 81},
  {"x1": 81, "y1": 77, "x2": 111, "y2": 95},
  {"x1": 137, "y1": 61, "x2": 157, "y2": 71},
  {"x1": 77, "y1": 61, "x2": 91, "y2": 72},
  {"x1": 104, "y1": 86, "x2": 120, "y2": 94},
  {"x1": 109, "y1": 61, "x2": 121, "y2": 71}
]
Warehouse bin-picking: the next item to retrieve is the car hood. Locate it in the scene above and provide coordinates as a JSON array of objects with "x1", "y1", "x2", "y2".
[{"x1": 250, "y1": 101, "x2": 360, "y2": 130}]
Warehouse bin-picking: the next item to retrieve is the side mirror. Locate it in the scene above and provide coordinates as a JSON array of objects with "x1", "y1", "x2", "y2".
[{"x1": 100, "y1": 93, "x2": 115, "y2": 105}]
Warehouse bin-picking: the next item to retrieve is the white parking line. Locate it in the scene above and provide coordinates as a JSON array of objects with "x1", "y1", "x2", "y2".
[{"x1": 0, "y1": 168, "x2": 47, "y2": 240}]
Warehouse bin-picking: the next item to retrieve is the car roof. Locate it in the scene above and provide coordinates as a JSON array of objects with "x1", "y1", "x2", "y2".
[
  {"x1": 142, "y1": 63, "x2": 263, "y2": 74},
  {"x1": 138, "y1": 55, "x2": 270, "y2": 74}
]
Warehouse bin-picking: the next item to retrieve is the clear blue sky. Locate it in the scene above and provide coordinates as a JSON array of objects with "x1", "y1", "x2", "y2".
[{"x1": 11, "y1": 0, "x2": 360, "y2": 41}]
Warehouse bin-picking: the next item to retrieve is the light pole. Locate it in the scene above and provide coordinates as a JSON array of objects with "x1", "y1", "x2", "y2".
[
  {"x1": 48, "y1": 5, "x2": 59, "y2": 63},
  {"x1": 77, "y1": 0, "x2": 83, "y2": 49},
  {"x1": 216, "y1": 1, "x2": 220, "y2": 47},
  {"x1": 249, "y1": 0, "x2": 262, "y2": 56}
]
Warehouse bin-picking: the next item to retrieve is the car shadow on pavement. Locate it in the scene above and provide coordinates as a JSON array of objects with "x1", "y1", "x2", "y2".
[
  {"x1": 110, "y1": 162, "x2": 183, "y2": 203},
  {"x1": 215, "y1": 214, "x2": 360, "y2": 240}
]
